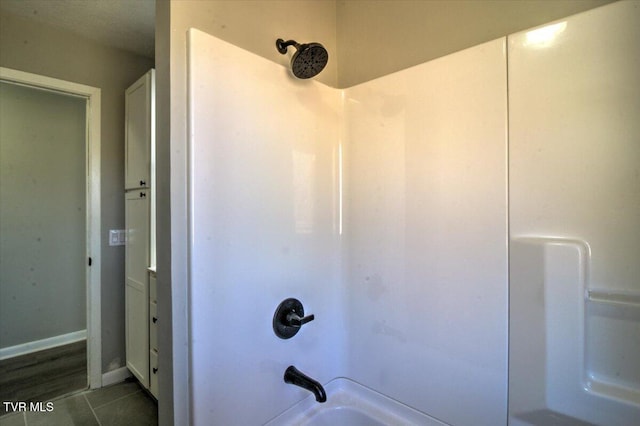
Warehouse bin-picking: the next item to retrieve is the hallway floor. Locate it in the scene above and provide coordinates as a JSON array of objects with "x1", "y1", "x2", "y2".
[
  {"x1": 0, "y1": 379, "x2": 158, "y2": 426},
  {"x1": 0, "y1": 341, "x2": 87, "y2": 416}
]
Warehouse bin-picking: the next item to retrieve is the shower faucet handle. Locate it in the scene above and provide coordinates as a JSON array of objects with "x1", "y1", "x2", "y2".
[
  {"x1": 286, "y1": 312, "x2": 315, "y2": 328},
  {"x1": 273, "y1": 298, "x2": 315, "y2": 339}
]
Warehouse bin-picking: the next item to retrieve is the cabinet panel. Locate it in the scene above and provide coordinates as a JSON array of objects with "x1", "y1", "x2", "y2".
[
  {"x1": 125, "y1": 70, "x2": 154, "y2": 190},
  {"x1": 149, "y1": 270, "x2": 157, "y2": 303},
  {"x1": 125, "y1": 191, "x2": 150, "y2": 387},
  {"x1": 150, "y1": 349, "x2": 159, "y2": 399},
  {"x1": 126, "y1": 280, "x2": 149, "y2": 386},
  {"x1": 150, "y1": 301, "x2": 157, "y2": 352}
]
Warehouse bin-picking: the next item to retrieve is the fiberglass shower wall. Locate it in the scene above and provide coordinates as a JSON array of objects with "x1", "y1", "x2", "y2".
[
  {"x1": 508, "y1": 2, "x2": 640, "y2": 425},
  {"x1": 187, "y1": 30, "x2": 344, "y2": 426},
  {"x1": 186, "y1": 2, "x2": 639, "y2": 424},
  {"x1": 187, "y1": 29, "x2": 508, "y2": 425},
  {"x1": 342, "y1": 39, "x2": 508, "y2": 426}
]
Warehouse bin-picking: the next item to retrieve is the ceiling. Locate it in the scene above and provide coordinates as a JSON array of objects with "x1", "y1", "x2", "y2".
[{"x1": 0, "y1": 0, "x2": 155, "y2": 58}]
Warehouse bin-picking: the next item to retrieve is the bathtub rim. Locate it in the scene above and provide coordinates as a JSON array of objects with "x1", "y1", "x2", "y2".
[{"x1": 263, "y1": 376, "x2": 450, "y2": 426}]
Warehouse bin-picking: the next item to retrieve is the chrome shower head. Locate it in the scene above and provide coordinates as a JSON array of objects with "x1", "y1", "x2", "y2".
[{"x1": 276, "y1": 38, "x2": 328, "y2": 79}]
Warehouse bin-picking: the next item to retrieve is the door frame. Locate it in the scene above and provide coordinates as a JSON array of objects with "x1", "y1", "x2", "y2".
[{"x1": 0, "y1": 67, "x2": 102, "y2": 389}]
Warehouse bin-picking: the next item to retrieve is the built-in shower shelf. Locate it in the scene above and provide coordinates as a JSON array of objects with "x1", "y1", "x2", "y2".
[
  {"x1": 585, "y1": 288, "x2": 640, "y2": 409},
  {"x1": 586, "y1": 378, "x2": 640, "y2": 407},
  {"x1": 510, "y1": 237, "x2": 640, "y2": 425},
  {"x1": 587, "y1": 290, "x2": 640, "y2": 307}
]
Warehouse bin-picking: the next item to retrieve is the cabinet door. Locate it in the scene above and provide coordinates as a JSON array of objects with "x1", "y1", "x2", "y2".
[
  {"x1": 125, "y1": 70, "x2": 154, "y2": 190},
  {"x1": 149, "y1": 300, "x2": 158, "y2": 352},
  {"x1": 149, "y1": 349, "x2": 159, "y2": 399},
  {"x1": 125, "y1": 190, "x2": 150, "y2": 387}
]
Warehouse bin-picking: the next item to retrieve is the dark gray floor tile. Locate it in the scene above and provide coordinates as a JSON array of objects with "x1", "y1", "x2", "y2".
[
  {"x1": 94, "y1": 391, "x2": 158, "y2": 426},
  {"x1": 84, "y1": 380, "x2": 141, "y2": 409},
  {"x1": 0, "y1": 413, "x2": 25, "y2": 426},
  {"x1": 25, "y1": 394, "x2": 98, "y2": 426}
]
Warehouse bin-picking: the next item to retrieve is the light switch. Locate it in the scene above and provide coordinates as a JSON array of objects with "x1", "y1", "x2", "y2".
[{"x1": 109, "y1": 229, "x2": 126, "y2": 246}]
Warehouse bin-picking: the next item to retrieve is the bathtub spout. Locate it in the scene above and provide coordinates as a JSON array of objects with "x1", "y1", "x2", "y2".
[{"x1": 284, "y1": 365, "x2": 327, "y2": 403}]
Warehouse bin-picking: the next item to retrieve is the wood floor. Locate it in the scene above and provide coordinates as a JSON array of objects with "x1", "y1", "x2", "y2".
[
  {"x1": 0, "y1": 379, "x2": 158, "y2": 426},
  {"x1": 0, "y1": 341, "x2": 87, "y2": 416}
]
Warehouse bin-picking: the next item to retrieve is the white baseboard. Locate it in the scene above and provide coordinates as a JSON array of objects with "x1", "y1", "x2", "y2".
[
  {"x1": 0, "y1": 330, "x2": 87, "y2": 360},
  {"x1": 102, "y1": 366, "x2": 132, "y2": 387}
]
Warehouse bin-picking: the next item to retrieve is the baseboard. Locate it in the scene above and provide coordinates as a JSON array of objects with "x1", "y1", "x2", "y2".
[
  {"x1": 0, "y1": 330, "x2": 87, "y2": 361},
  {"x1": 102, "y1": 366, "x2": 132, "y2": 387}
]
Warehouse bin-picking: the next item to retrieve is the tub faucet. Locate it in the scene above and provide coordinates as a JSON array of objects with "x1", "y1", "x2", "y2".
[{"x1": 284, "y1": 365, "x2": 327, "y2": 403}]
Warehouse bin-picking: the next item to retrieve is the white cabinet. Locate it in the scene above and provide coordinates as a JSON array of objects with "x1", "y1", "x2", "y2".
[
  {"x1": 149, "y1": 274, "x2": 158, "y2": 352},
  {"x1": 149, "y1": 270, "x2": 158, "y2": 398},
  {"x1": 125, "y1": 70, "x2": 154, "y2": 190},
  {"x1": 125, "y1": 190, "x2": 150, "y2": 387},
  {"x1": 124, "y1": 69, "x2": 156, "y2": 397},
  {"x1": 150, "y1": 348, "x2": 159, "y2": 398}
]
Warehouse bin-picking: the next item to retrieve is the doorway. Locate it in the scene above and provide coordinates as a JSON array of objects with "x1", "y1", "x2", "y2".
[{"x1": 0, "y1": 68, "x2": 101, "y2": 405}]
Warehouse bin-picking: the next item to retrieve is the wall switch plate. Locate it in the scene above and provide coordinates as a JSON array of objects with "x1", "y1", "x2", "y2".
[{"x1": 109, "y1": 229, "x2": 127, "y2": 246}]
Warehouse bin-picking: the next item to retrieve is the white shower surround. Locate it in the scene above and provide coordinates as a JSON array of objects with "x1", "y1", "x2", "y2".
[
  {"x1": 187, "y1": 29, "x2": 506, "y2": 426},
  {"x1": 508, "y1": 2, "x2": 640, "y2": 424},
  {"x1": 186, "y1": 2, "x2": 640, "y2": 425}
]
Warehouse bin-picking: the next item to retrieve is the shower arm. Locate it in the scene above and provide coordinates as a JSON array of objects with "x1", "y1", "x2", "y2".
[{"x1": 276, "y1": 39, "x2": 301, "y2": 54}]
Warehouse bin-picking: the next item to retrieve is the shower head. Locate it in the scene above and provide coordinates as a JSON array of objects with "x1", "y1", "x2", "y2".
[{"x1": 276, "y1": 38, "x2": 328, "y2": 79}]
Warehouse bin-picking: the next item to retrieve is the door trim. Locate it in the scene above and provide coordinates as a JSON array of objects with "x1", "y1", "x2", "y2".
[{"x1": 0, "y1": 67, "x2": 102, "y2": 389}]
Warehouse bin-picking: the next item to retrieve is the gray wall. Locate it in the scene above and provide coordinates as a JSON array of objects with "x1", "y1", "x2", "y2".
[
  {"x1": 336, "y1": 0, "x2": 616, "y2": 87},
  {"x1": 0, "y1": 9, "x2": 154, "y2": 373},
  {"x1": 0, "y1": 82, "x2": 86, "y2": 349},
  {"x1": 154, "y1": 2, "x2": 173, "y2": 424}
]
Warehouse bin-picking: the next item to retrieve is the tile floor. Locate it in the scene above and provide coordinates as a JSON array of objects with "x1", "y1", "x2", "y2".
[
  {"x1": 0, "y1": 341, "x2": 87, "y2": 416},
  {"x1": 0, "y1": 379, "x2": 157, "y2": 426}
]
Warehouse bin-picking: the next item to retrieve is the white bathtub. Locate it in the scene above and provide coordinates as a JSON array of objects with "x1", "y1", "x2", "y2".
[{"x1": 264, "y1": 378, "x2": 448, "y2": 426}]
